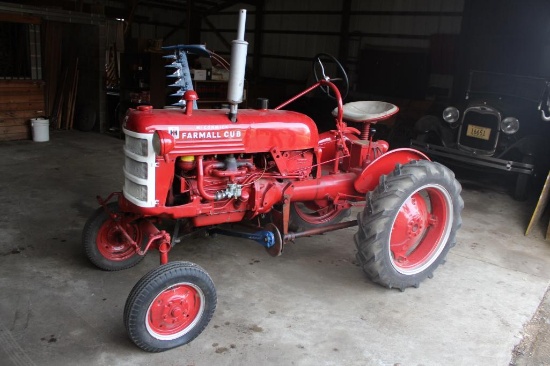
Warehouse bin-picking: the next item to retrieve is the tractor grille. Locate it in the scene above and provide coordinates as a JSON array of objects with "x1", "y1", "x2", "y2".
[
  {"x1": 458, "y1": 107, "x2": 500, "y2": 154},
  {"x1": 125, "y1": 135, "x2": 148, "y2": 156},
  {"x1": 125, "y1": 157, "x2": 148, "y2": 179},
  {"x1": 122, "y1": 129, "x2": 156, "y2": 207},
  {"x1": 124, "y1": 179, "x2": 148, "y2": 202}
]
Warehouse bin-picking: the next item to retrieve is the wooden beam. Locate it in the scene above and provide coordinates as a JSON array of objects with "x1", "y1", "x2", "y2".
[
  {"x1": 0, "y1": 13, "x2": 41, "y2": 24},
  {"x1": 0, "y1": 101, "x2": 45, "y2": 112},
  {"x1": 0, "y1": 110, "x2": 45, "y2": 119},
  {"x1": 0, "y1": 130, "x2": 31, "y2": 142}
]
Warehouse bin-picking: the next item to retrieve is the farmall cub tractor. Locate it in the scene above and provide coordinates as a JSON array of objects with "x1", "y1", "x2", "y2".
[{"x1": 83, "y1": 10, "x2": 463, "y2": 352}]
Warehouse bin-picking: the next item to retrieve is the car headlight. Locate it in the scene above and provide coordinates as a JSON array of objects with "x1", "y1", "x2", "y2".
[
  {"x1": 152, "y1": 130, "x2": 175, "y2": 156},
  {"x1": 501, "y1": 117, "x2": 519, "y2": 134},
  {"x1": 442, "y1": 106, "x2": 460, "y2": 123}
]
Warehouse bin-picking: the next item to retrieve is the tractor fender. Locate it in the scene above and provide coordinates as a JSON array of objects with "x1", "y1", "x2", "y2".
[{"x1": 354, "y1": 148, "x2": 430, "y2": 193}]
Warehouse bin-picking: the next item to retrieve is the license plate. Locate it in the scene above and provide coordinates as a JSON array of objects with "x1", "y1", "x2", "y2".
[{"x1": 466, "y1": 124, "x2": 491, "y2": 140}]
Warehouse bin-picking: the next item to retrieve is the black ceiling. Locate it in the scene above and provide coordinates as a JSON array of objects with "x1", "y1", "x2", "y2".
[{"x1": 2, "y1": 1, "x2": 258, "y2": 19}]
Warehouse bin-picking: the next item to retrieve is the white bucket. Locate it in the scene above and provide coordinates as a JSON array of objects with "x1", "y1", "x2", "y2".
[{"x1": 31, "y1": 118, "x2": 50, "y2": 142}]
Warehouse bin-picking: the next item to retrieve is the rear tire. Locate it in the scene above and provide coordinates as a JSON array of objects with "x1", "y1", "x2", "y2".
[
  {"x1": 124, "y1": 261, "x2": 217, "y2": 352},
  {"x1": 355, "y1": 160, "x2": 463, "y2": 290}
]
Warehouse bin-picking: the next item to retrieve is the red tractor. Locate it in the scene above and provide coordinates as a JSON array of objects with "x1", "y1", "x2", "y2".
[{"x1": 83, "y1": 10, "x2": 463, "y2": 352}]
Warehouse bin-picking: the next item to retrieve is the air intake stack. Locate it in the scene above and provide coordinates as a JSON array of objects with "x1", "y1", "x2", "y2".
[{"x1": 227, "y1": 9, "x2": 248, "y2": 122}]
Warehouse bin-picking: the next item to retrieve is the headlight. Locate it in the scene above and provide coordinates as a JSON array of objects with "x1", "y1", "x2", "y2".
[
  {"x1": 152, "y1": 132, "x2": 162, "y2": 155},
  {"x1": 152, "y1": 130, "x2": 175, "y2": 156},
  {"x1": 442, "y1": 106, "x2": 460, "y2": 123},
  {"x1": 501, "y1": 117, "x2": 519, "y2": 134}
]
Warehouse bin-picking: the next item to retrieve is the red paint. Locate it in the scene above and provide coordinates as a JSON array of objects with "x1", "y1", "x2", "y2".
[
  {"x1": 125, "y1": 109, "x2": 320, "y2": 154},
  {"x1": 155, "y1": 130, "x2": 176, "y2": 155},
  {"x1": 353, "y1": 148, "x2": 430, "y2": 193},
  {"x1": 112, "y1": 79, "x2": 433, "y2": 263},
  {"x1": 184, "y1": 90, "x2": 198, "y2": 116},
  {"x1": 146, "y1": 283, "x2": 202, "y2": 337},
  {"x1": 389, "y1": 185, "x2": 450, "y2": 272},
  {"x1": 96, "y1": 216, "x2": 141, "y2": 261},
  {"x1": 137, "y1": 105, "x2": 153, "y2": 112},
  {"x1": 292, "y1": 200, "x2": 347, "y2": 226}
]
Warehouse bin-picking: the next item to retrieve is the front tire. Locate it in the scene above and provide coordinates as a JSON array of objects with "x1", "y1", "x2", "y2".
[
  {"x1": 355, "y1": 160, "x2": 463, "y2": 290},
  {"x1": 124, "y1": 261, "x2": 217, "y2": 352},
  {"x1": 82, "y1": 202, "x2": 146, "y2": 271}
]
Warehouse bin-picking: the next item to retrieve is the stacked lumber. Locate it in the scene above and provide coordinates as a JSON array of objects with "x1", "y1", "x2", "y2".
[
  {"x1": 50, "y1": 57, "x2": 79, "y2": 130},
  {"x1": 0, "y1": 80, "x2": 45, "y2": 141}
]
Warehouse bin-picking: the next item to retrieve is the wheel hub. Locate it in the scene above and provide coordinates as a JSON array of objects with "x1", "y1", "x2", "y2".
[
  {"x1": 392, "y1": 193, "x2": 429, "y2": 258},
  {"x1": 389, "y1": 186, "x2": 451, "y2": 274},
  {"x1": 147, "y1": 284, "x2": 201, "y2": 337},
  {"x1": 97, "y1": 219, "x2": 140, "y2": 261}
]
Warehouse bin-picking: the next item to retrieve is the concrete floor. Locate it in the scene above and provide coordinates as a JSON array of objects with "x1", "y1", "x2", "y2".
[{"x1": 0, "y1": 130, "x2": 549, "y2": 366}]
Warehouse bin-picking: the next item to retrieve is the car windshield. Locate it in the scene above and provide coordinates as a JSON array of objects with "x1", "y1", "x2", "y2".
[{"x1": 467, "y1": 70, "x2": 547, "y2": 103}]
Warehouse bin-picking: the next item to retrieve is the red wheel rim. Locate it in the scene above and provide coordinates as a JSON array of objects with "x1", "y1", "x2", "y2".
[
  {"x1": 146, "y1": 283, "x2": 204, "y2": 340},
  {"x1": 389, "y1": 184, "x2": 452, "y2": 274},
  {"x1": 96, "y1": 218, "x2": 141, "y2": 261},
  {"x1": 293, "y1": 200, "x2": 344, "y2": 225}
]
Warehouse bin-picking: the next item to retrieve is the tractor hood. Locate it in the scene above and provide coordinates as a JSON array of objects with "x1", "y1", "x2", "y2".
[{"x1": 124, "y1": 107, "x2": 320, "y2": 155}]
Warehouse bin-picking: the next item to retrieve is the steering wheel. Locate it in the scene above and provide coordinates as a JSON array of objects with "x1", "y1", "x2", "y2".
[{"x1": 312, "y1": 53, "x2": 349, "y2": 101}]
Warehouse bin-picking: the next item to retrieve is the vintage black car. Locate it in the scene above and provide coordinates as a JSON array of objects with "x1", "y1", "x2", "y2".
[{"x1": 411, "y1": 70, "x2": 550, "y2": 200}]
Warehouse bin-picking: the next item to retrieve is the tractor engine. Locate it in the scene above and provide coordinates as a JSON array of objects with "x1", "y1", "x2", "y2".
[{"x1": 120, "y1": 103, "x2": 320, "y2": 227}]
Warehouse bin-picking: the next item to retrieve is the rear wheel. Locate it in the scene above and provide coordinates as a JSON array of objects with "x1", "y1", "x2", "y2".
[
  {"x1": 289, "y1": 200, "x2": 351, "y2": 232},
  {"x1": 82, "y1": 202, "x2": 145, "y2": 271},
  {"x1": 355, "y1": 160, "x2": 463, "y2": 290},
  {"x1": 124, "y1": 261, "x2": 217, "y2": 352}
]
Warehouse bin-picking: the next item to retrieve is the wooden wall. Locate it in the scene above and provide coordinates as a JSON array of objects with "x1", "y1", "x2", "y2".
[{"x1": 0, "y1": 80, "x2": 46, "y2": 141}]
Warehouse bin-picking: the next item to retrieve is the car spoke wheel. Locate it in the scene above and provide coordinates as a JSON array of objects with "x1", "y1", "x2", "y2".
[
  {"x1": 83, "y1": 202, "x2": 146, "y2": 271},
  {"x1": 355, "y1": 160, "x2": 463, "y2": 290},
  {"x1": 124, "y1": 261, "x2": 217, "y2": 352},
  {"x1": 289, "y1": 200, "x2": 351, "y2": 232}
]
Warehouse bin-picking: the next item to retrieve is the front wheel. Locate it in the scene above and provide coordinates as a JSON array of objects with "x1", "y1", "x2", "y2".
[
  {"x1": 124, "y1": 261, "x2": 217, "y2": 352},
  {"x1": 82, "y1": 202, "x2": 146, "y2": 271},
  {"x1": 355, "y1": 160, "x2": 463, "y2": 290}
]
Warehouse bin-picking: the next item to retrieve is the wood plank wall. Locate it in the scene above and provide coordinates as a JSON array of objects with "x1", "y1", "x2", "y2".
[{"x1": 0, "y1": 80, "x2": 46, "y2": 141}]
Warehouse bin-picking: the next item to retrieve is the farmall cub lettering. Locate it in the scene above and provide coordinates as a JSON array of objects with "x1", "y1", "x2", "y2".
[
  {"x1": 180, "y1": 127, "x2": 242, "y2": 140},
  {"x1": 83, "y1": 10, "x2": 463, "y2": 352}
]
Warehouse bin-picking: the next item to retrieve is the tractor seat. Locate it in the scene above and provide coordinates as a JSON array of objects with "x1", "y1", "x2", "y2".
[{"x1": 333, "y1": 101, "x2": 399, "y2": 123}]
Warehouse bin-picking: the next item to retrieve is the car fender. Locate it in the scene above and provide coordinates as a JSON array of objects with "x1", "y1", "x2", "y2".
[
  {"x1": 354, "y1": 148, "x2": 430, "y2": 193},
  {"x1": 414, "y1": 115, "x2": 440, "y2": 133},
  {"x1": 514, "y1": 135, "x2": 543, "y2": 156},
  {"x1": 414, "y1": 115, "x2": 457, "y2": 147}
]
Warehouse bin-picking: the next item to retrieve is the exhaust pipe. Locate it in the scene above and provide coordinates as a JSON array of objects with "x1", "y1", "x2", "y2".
[{"x1": 227, "y1": 9, "x2": 248, "y2": 122}]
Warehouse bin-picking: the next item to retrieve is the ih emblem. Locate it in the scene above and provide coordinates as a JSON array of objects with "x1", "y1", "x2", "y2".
[{"x1": 168, "y1": 127, "x2": 180, "y2": 138}]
